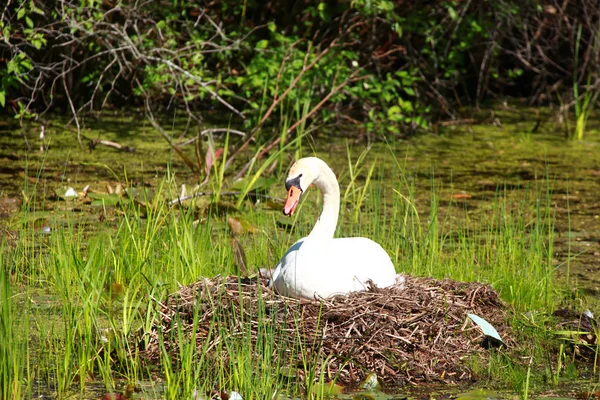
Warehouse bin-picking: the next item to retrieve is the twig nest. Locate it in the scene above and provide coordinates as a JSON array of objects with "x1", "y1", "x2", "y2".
[{"x1": 142, "y1": 275, "x2": 510, "y2": 386}]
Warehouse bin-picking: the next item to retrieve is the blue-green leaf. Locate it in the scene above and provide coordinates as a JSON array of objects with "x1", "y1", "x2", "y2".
[{"x1": 467, "y1": 314, "x2": 503, "y2": 344}]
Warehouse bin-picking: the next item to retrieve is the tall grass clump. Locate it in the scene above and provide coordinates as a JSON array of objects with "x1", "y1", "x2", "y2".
[
  {"x1": 2, "y1": 135, "x2": 571, "y2": 398},
  {"x1": 335, "y1": 147, "x2": 557, "y2": 313},
  {"x1": 155, "y1": 282, "x2": 321, "y2": 400},
  {"x1": 0, "y1": 246, "x2": 31, "y2": 399},
  {"x1": 400, "y1": 180, "x2": 554, "y2": 311}
]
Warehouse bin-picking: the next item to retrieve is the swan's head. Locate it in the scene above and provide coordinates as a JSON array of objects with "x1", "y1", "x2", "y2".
[{"x1": 283, "y1": 157, "x2": 322, "y2": 216}]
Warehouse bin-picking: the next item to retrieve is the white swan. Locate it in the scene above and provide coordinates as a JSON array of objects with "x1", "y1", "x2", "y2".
[{"x1": 270, "y1": 157, "x2": 401, "y2": 299}]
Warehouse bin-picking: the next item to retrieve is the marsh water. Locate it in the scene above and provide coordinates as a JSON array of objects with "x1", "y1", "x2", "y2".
[
  {"x1": 1, "y1": 107, "x2": 600, "y2": 399},
  {"x1": 2, "y1": 112, "x2": 598, "y2": 291}
]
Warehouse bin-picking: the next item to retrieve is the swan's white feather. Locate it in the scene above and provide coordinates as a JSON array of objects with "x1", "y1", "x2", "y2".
[
  {"x1": 271, "y1": 236, "x2": 398, "y2": 299},
  {"x1": 270, "y1": 157, "x2": 399, "y2": 299}
]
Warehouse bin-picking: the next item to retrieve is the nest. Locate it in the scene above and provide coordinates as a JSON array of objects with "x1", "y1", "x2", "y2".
[{"x1": 142, "y1": 275, "x2": 509, "y2": 386}]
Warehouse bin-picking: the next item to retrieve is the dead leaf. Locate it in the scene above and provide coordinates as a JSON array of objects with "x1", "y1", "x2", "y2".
[
  {"x1": 228, "y1": 216, "x2": 244, "y2": 235},
  {"x1": 576, "y1": 391, "x2": 600, "y2": 399},
  {"x1": 102, "y1": 394, "x2": 126, "y2": 400},
  {"x1": 205, "y1": 146, "x2": 224, "y2": 176},
  {"x1": 231, "y1": 237, "x2": 248, "y2": 276},
  {"x1": 124, "y1": 384, "x2": 135, "y2": 398},
  {"x1": 0, "y1": 196, "x2": 21, "y2": 218},
  {"x1": 32, "y1": 218, "x2": 48, "y2": 230},
  {"x1": 452, "y1": 193, "x2": 472, "y2": 200},
  {"x1": 228, "y1": 216, "x2": 257, "y2": 235},
  {"x1": 18, "y1": 171, "x2": 38, "y2": 184},
  {"x1": 106, "y1": 282, "x2": 126, "y2": 300}
]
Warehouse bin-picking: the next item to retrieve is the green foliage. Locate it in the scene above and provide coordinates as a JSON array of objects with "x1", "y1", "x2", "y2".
[
  {"x1": 0, "y1": 0, "x2": 43, "y2": 111},
  {"x1": 0, "y1": 0, "x2": 456, "y2": 133},
  {"x1": 1, "y1": 0, "x2": 599, "y2": 136},
  {"x1": 359, "y1": 70, "x2": 430, "y2": 133}
]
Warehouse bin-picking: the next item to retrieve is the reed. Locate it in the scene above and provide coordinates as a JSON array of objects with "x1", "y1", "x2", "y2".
[{"x1": 0, "y1": 130, "x2": 578, "y2": 399}]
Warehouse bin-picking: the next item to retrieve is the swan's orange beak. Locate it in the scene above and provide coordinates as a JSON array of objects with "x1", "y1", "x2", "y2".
[{"x1": 283, "y1": 186, "x2": 302, "y2": 216}]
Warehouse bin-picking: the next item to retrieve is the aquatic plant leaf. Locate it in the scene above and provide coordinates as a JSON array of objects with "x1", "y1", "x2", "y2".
[
  {"x1": 241, "y1": 220, "x2": 258, "y2": 233},
  {"x1": 230, "y1": 176, "x2": 277, "y2": 193},
  {"x1": 311, "y1": 381, "x2": 343, "y2": 397},
  {"x1": 346, "y1": 390, "x2": 392, "y2": 400},
  {"x1": 207, "y1": 200, "x2": 239, "y2": 216},
  {"x1": 351, "y1": 394, "x2": 376, "y2": 400},
  {"x1": 125, "y1": 187, "x2": 154, "y2": 203},
  {"x1": 456, "y1": 388, "x2": 501, "y2": 400},
  {"x1": 264, "y1": 199, "x2": 284, "y2": 210},
  {"x1": 467, "y1": 314, "x2": 503, "y2": 344},
  {"x1": 278, "y1": 366, "x2": 299, "y2": 379},
  {"x1": 359, "y1": 372, "x2": 381, "y2": 391},
  {"x1": 88, "y1": 193, "x2": 120, "y2": 206}
]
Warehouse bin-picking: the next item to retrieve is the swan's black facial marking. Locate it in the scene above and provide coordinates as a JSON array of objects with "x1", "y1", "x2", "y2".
[{"x1": 285, "y1": 174, "x2": 303, "y2": 192}]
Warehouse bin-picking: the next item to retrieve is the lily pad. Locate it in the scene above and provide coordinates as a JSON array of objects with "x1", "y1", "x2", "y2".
[{"x1": 88, "y1": 193, "x2": 120, "y2": 207}]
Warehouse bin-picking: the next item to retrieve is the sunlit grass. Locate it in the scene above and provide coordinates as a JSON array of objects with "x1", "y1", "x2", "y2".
[
  {"x1": 0, "y1": 249, "x2": 31, "y2": 399},
  {"x1": 0, "y1": 132, "x2": 591, "y2": 399}
]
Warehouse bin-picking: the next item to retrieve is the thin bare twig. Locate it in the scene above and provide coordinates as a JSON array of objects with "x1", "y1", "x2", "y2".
[
  {"x1": 225, "y1": 39, "x2": 340, "y2": 171},
  {"x1": 233, "y1": 68, "x2": 365, "y2": 180},
  {"x1": 168, "y1": 190, "x2": 284, "y2": 207},
  {"x1": 62, "y1": 71, "x2": 83, "y2": 150}
]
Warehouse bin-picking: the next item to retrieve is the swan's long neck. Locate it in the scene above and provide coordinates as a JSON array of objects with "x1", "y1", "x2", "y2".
[{"x1": 307, "y1": 162, "x2": 340, "y2": 240}]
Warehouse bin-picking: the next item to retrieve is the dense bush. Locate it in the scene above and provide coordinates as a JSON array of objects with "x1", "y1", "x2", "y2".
[{"x1": 1, "y1": 0, "x2": 599, "y2": 136}]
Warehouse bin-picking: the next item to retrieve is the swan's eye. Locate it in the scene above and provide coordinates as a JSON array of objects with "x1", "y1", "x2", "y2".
[{"x1": 285, "y1": 174, "x2": 303, "y2": 191}]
